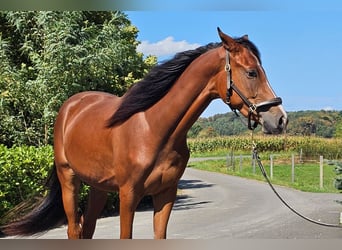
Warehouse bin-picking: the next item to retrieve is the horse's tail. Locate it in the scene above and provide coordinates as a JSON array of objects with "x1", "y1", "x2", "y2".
[{"x1": 1, "y1": 163, "x2": 66, "y2": 236}]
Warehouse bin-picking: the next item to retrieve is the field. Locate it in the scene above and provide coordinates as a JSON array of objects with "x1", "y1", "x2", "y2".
[
  {"x1": 187, "y1": 136, "x2": 342, "y2": 193},
  {"x1": 188, "y1": 156, "x2": 338, "y2": 193},
  {"x1": 187, "y1": 135, "x2": 342, "y2": 159}
]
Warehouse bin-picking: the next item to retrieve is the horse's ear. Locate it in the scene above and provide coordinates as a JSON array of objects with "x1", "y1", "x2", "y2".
[
  {"x1": 217, "y1": 27, "x2": 240, "y2": 53},
  {"x1": 242, "y1": 34, "x2": 249, "y2": 40}
]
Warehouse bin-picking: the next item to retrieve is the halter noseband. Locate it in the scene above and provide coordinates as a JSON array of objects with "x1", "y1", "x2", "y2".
[{"x1": 225, "y1": 50, "x2": 283, "y2": 130}]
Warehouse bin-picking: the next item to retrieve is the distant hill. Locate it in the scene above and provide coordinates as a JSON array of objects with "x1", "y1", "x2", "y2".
[{"x1": 189, "y1": 110, "x2": 342, "y2": 138}]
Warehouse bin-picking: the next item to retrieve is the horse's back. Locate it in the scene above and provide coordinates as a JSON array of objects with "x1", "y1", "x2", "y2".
[
  {"x1": 55, "y1": 91, "x2": 120, "y2": 134},
  {"x1": 57, "y1": 91, "x2": 119, "y2": 117}
]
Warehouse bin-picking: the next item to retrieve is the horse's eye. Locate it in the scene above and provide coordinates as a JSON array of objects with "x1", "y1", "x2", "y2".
[{"x1": 246, "y1": 70, "x2": 257, "y2": 79}]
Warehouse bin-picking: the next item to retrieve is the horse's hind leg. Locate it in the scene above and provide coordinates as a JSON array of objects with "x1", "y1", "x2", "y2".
[
  {"x1": 56, "y1": 165, "x2": 82, "y2": 239},
  {"x1": 81, "y1": 187, "x2": 108, "y2": 239}
]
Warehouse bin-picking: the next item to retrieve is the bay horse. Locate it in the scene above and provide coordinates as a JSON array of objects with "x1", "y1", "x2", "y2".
[{"x1": 1, "y1": 28, "x2": 287, "y2": 239}]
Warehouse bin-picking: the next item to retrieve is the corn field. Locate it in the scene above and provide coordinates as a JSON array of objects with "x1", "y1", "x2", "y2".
[{"x1": 187, "y1": 136, "x2": 342, "y2": 160}]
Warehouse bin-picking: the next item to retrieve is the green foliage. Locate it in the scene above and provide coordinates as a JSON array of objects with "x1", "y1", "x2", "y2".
[
  {"x1": 0, "y1": 145, "x2": 120, "y2": 218},
  {"x1": 189, "y1": 113, "x2": 255, "y2": 138},
  {"x1": 335, "y1": 177, "x2": 342, "y2": 190},
  {"x1": 287, "y1": 110, "x2": 341, "y2": 137},
  {"x1": 0, "y1": 11, "x2": 156, "y2": 147},
  {"x1": 0, "y1": 144, "x2": 53, "y2": 215},
  {"x1": 333, "y1": 162, "x2": 342, "y2": 190},
  {"x1": 197, "y1": 126, "x2": 218, "y2": 138},
  {"x1": 333, "y1": 117, "x2": 342, "y2": 138}
]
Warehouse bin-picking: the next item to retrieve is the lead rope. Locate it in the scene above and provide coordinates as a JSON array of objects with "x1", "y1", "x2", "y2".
[{"x1": 251, "y1": 138, "x2": 342, "y2": 228}]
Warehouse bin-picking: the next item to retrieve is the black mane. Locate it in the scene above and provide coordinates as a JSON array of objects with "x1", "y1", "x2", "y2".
[{"x1": 107, "y1": 37, "x2": 260, "y2": 127}]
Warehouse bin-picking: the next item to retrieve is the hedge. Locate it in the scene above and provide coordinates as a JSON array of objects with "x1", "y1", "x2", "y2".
[
  {"x1": 0, "y1": 145, "x2": 53, "y2": 217},
  {"x1": 0, "y1": 145, "x2": 120, "y2": 220}
]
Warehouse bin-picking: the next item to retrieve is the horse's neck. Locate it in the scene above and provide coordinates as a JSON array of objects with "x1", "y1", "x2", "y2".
[{"x1": 146, "y1": 48, "x2": 223, "y2": 140}]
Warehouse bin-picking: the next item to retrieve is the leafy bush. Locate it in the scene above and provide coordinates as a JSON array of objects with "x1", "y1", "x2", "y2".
[
  {"x1": 0, "y1": 145, "x2": 128, "y2": 219},
  {"x1": 334, "y1": 162, "x2": 342, "y2": 191},
  {"x1": 0, "y1": 144, "x2": 53, "y2": 216},
  {"x1": 0, "y1": 11, "x2": 156, "y2": 147}
]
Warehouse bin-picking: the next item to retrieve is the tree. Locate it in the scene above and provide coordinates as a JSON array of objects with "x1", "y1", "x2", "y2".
[
  {"x1": 0, "y1": 11, "x2": 156, "y2": 146},
  {"x1": 188, "y1": 123, "x2": 203, "y2": 138},
  {"x1": 198, "y1": 126, "x2": 218, "y2": 138},
  {"x1": 333, "y1": 113, "x2": 342, "y2": 138}
]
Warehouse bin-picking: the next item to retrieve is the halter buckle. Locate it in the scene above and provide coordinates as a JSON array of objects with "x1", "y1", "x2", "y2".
[
  {"x1": 249, "y1": 104, "x2": 257, "y2": 114},
  {"x1": 225, "y1": 64, "x2": 231, "y2": 72}
]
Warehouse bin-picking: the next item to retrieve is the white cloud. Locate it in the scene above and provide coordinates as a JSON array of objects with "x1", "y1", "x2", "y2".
[
  {"x1": 322, "y1": 106, "x2": 334, "y2": 111},
  {"x1": 137, "y1": 36, "x2": 201, "y2": 57}
]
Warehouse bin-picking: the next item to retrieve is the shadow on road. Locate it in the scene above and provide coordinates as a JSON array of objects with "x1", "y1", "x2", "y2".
[
  {"x1": 135, "y1": 179, "x2": 214, "y2": 212},
  {"x1": 173, "y1": 195, "x2": 212, "y2": 210},
  {"x1": 172, "y1": 179, "x2": 214, "y2": 210},
  {"x1": 178, "y1": 179, "x2": 214, "y2": 190}
]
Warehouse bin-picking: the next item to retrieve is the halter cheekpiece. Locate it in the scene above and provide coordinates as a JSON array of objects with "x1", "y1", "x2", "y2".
[{"x1": 224, "y1": 49, "x2": 283, "y2": 130}]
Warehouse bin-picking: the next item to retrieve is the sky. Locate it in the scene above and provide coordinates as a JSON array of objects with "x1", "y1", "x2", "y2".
[{"x1": 125, "y1": 9, "x2": 342, "y2": 117}]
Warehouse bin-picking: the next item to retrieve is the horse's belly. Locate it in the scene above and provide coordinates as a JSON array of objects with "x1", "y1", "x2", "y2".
[
  {"x1": 66, "y1": 148, "x2": 119, "y2": 191},
  {"x1": 82, "y1": 172, "x2": 119, "y2": 192}
]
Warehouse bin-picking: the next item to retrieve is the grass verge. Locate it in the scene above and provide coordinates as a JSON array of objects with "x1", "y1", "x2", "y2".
[{"x1": 188, "y1": 155, "x2": 340, "y2": 193}]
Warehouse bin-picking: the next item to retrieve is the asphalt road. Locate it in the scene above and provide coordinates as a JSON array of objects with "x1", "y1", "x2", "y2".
[{"x1": 6, "y1": 167, "x2": 342, "y2": 239}]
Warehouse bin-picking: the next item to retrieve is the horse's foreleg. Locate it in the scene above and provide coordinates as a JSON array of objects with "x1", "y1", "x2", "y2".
[
  {"x1": 119, "y1": 188, "x2": 141, "y2": 239},
  {"x1": 56, "y1": 166, "x2": 82, "y2": 239},
  {"x1": 152, "y1": 186, "x2": 177, "y2": 239},
  {"x1": 81, "y1": 188, "x2": 108, "y2": 239}
]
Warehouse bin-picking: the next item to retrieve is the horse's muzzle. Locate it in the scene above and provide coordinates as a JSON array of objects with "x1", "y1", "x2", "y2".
[{"x1": 260, "y1": 108, "x2": 288, "y2": 134}]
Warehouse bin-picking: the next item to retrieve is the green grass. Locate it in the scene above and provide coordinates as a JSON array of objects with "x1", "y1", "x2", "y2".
[{"x1": 188, "y1": 154, "x2": 340, "y2": 193}]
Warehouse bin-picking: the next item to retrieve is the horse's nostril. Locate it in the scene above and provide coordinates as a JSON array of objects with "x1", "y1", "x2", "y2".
[
  {"x1": 279, "y1": 116, "x2": 284, "y2": 126},
  {"x1": 278, "y1": 116, "x2": 288, "y2": 131}
]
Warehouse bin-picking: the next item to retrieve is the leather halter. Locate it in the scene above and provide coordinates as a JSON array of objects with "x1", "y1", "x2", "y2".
[{"x1": 225, "y1": 50, "x2": 283, "y2": 130}]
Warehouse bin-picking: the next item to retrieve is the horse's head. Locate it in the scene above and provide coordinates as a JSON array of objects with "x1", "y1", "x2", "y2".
[{"x1": 216, "y1": 28, "x2": 288, "y2": 134}]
